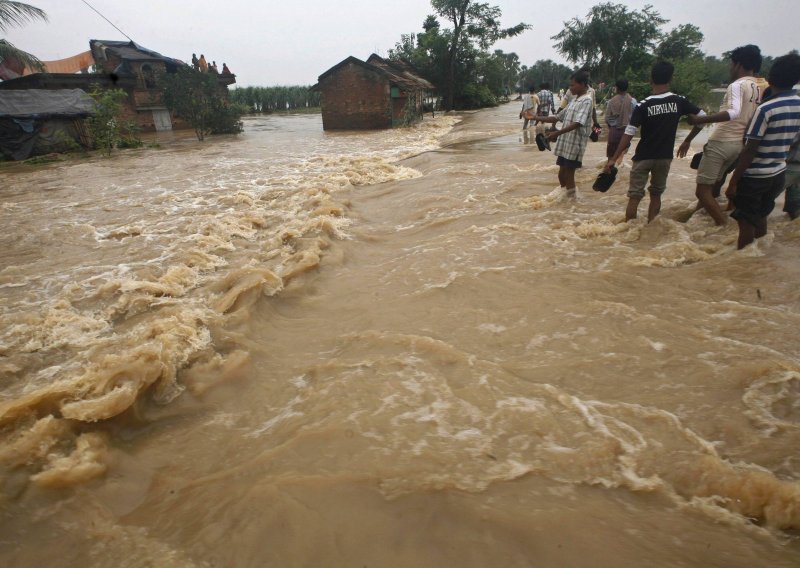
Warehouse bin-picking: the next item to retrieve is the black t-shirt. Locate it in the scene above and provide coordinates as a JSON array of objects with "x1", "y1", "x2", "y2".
[{"x1": 629, "y1": 93, "x2": 701, "y2": 160}]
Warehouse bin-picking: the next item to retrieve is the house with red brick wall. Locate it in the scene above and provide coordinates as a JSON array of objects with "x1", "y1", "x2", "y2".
[
  {"x1": 315, "y1": 54, "x2": 434, "y2": 130},
  {"x1": 0, "y1": 40, "x2": 235, "y2": 133}
]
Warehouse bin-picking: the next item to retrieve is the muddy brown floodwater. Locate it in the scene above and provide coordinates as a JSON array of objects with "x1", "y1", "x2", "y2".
[{"x1": 1, "y1": 106, "x2": 799, "y2": 567}]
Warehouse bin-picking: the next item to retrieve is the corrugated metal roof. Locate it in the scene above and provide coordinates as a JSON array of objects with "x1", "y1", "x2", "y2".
[{"x1": 0, "y1": 89, "x2": 96, "y2": 118}]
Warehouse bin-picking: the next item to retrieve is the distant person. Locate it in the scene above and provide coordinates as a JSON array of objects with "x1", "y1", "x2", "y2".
[
  {"x1": 210, "y1": 61, "x2": 219, "y2": 73},
  {"x1": 726, "y1": 53, "x2": 800, "y2": 248},
  {"x1": 222, "y1": 62, "x2": 232, "y2": 75},
  {"x1": 519, "y1": 86, "x2": 539, "y2": 129},
  {"x1": 534, "y1": 83, "x2": 555, "y2": 134},
  {"x1": 604, "y1": 61, "x2": 705, "y2": 222},
  {"x1": 191, "y1": 53, "x2": 199, "y2": 71},
  {"x1": 536, "y1": 82, "x2": 555, "y2": 118},
  {"x1": 685, "y1": 45, "x2": 763, "y2": 225},
  {"x1": 198, "y1": 54, "x2": 208, "y2": 72},
  {"x1": 604, "y1": 78, "x2": 634, "y2": 161},
  {"x1": 536, "y1": 70, "x2": 594, "y2": 198}
]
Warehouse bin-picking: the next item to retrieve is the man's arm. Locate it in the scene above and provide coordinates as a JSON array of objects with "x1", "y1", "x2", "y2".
[
  {"x1": 690, "y1": 83, "x2": 742, "y2": 125},
  {"x1": 604, "y1": 133, "x2": 634, "y2": 169},
  {"x1": 677, "y1": 123, "x2": 704, "y2": 158}
]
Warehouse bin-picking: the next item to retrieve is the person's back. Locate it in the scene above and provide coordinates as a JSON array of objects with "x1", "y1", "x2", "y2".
[
  {"x1": 537, "y1": 85, "x2": 554, "y2": 116},
  {"x1": 607, "y1": 61, "x2": 705, "y2": 222},
  {"x1": 710, "y1": 76, "x2": 761, "y2": 142},
  {"x1": 727, "y1": 53, "x2": 800, "y2": 247},
  {"x1": 631, "y1": 91, "x2": 701, "y2": 161}
]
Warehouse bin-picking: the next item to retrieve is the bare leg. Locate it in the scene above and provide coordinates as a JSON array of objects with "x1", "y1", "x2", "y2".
[
  {"x1": 695, "y1": 183, "x2": 727, "y2": 225},
  {"x1": 736, "y1": 219, "x2": 756, "y2": 249},
  {"x1": 754, "y1": 216, "x2": 768, "y2": 239},
  {"x1": 564, "y1": 168, "x2": 577, "y2": 197},
  {"x1": 557, "y1": 166, "x2": 566, "y2": 188},
  {"x1": 647, "y1": 191, "x2": 662, "y2": 222},
  {"x1": 626, "y1": 197, "x2": 641, "y2": 221}
]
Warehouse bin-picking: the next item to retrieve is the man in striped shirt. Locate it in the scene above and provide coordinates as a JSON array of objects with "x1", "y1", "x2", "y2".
[{"x1": 727, "y1": 53, "x2": 800, "y2": 249}]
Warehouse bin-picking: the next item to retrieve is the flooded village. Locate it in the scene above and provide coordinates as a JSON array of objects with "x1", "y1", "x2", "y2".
[{"x1": 2, "y1": 1, "x2": 800, "y2": 567}]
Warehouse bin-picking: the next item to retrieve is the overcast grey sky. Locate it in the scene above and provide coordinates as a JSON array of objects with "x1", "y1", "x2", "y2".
[{"x1": 5, "y1": 0, "x2": 799, "y2": 87}]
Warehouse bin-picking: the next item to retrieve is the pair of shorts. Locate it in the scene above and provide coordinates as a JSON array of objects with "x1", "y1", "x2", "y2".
[
  {"x1": 606, "y1": 126, "x2": 627, "y2": 158},
  {"x1": 556, "y1": 156, "x2": 582, "y2": 169},
  {"x1": 627, "y1": 159, "x2": 672, "y2": 199},
  {"x1": 731, "y1": 172, "x2": 786, "y2": 226},
  {"x1": 696, "y1": 140, "x2": 742, "y2": 185}
]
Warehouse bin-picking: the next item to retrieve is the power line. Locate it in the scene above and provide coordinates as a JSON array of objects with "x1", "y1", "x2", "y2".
[{"x1": 78, "y1": 0, "x2": 134, "y2": 42}]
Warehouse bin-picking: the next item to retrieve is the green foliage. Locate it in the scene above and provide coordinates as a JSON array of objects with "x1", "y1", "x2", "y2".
[
  {"x1": 459, "y1": 83, "x2": 497, "y2": 109},
  {"x1": 552, "y1": 3, "x2": 666, "y2": 81},
  {"x1": 670, "y1": 57, "x2": 713, "y2": 107},
  {"x1": 86, "y1": 85, "x2": 141, "y2": 155},
  {"x1": 518, "y1": 59, "x2": 574, "y2": 92},
  {"x1": 388, "y1": 2, "x2": 529, "y2": 111},
  {"x1": 229, "y1": 86, "x2": 320, "y2": 113},
  {"x1": 429, "y1": 0, "x2": 530, "y2": 109},
  {"x1": 657, "y1": 24, "x2": 704, "y2": 61},
  {"x1": 160, "y1": 66, "x2": 243, "y2": 141}
]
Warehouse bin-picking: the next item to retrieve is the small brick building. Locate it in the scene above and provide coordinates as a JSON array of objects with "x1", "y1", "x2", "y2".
[{"x1": 315, "y1": 54, "x2": 434, "y2": 130}]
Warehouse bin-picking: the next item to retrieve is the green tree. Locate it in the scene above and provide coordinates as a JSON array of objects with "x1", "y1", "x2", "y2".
[
  {"x1": 518, "y1": 59, "x2": 574, "y2": 92},
  {"x1": 86, "y1": 85, "x2": 141, "y2": 155},
  {"x1": 0, "y1": 1, "x2": 47, "y2": 72},
  {"x1": 551, "y1": 2, "x2": 666, "y2": 83},
  {"x1": 160, "y1": 66, "x2": 243, "y2": 141},
  {"x1": 431, "y1": 0, "x2": 529, "y2": 110},
  {"x1": 657, "y1": 24, "x2": 704, "y2": 61}
]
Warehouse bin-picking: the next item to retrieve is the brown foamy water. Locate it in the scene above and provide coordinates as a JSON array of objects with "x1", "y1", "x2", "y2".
[{"x1": 1, "y1": 106, "x2": 799, "y2": 566}]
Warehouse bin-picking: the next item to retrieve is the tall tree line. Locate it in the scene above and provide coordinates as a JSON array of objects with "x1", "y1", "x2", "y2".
[{"x1": 230, "y1": 86, "x2": 320, "y2": 113}]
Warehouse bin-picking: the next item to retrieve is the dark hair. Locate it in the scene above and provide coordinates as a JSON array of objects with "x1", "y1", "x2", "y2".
[
  {"x1": 571, "y1": 70, "x2": 589, "y2": 86},
  {"x1": 730, "y1": 45, "x2": 762, "y2": 73},
  {"x1": 528, "y1": 85, "x2": 536, "y2": 93},
  {"x1": 651, "y1": 61, "x2": 674, "y2": 85},
  {"x1": 540, "y1": 82, "x2": 550, "y2": 90},
  {"x1": 615, "y1": 78, "x2": 629, "y2": 92},
  {"x1": 768, "y1": 52, "x2": 800, "y2": 89}
]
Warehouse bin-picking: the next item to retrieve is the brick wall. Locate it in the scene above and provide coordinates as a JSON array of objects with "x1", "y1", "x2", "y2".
[{"x1": 320, "y1": 63, "x2": 391, "y2": 130}]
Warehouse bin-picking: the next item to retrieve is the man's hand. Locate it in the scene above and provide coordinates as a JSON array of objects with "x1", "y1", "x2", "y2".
[
  {"x1": 677, "y1": 139, "x2": 691, "y2": 158},
  {"x1": 546, "y1": 130, "x2": 559, "y2": 142},
  {"x1": 602, "y1": 159, "x2": 615, "y2": 173}
]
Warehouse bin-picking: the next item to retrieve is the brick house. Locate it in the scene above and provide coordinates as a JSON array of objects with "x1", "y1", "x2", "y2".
[
  {"x1": 0, "y1": 40, "x2": 235, "y2": 133},
  {"x1": 315, "y1": 54, "x2": 435, "y2": 130}
]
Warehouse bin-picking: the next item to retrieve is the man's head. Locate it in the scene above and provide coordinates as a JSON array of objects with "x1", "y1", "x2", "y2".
[
  {"x1": 615, "y1": 78, "x2": 629, "y2": 93},
  {"x1": 569, "y1": 70, "x2": 589, "y2": 95},
  {"x1": 650, "y1": 61, "x2": 674, "y2": 86},
  {"x1": 729, "y1": 45, "x2": 762, "y2": 80},
  {"x1": 529, "y1": 86, "x2": 536, "y2": 93},
  {"x1": 768, "y1": 52, "x2": 800, "y2": 90},
  {"x1": 541, "y1": 82, "x2": 550, "y2": 90}
]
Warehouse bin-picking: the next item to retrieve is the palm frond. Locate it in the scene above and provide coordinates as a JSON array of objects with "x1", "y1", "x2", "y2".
[
  {"x1": 0, "y1": 38, "x2": 44, "y2": 71},
  {"x1": 0, "y1": 1, "x2": 48, "y2": 33}
]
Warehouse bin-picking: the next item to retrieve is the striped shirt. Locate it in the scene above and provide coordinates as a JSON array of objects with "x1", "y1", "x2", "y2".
[{"x1": 744, "y1": 91, "x2": 800, "y2": 178}]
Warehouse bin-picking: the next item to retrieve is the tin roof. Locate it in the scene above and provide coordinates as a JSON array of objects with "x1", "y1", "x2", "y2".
[{"x1": 317, "y1": 55, "x2": 435, "y2": 91}]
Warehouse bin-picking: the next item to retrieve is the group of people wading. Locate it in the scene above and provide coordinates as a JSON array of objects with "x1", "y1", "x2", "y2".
[{"x1": 520, "y1": 46, "x2": 800, "y2": 250}]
